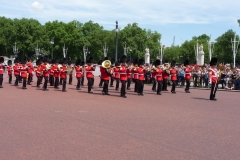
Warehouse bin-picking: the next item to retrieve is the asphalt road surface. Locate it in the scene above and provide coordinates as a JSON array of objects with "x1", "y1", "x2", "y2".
[{"x1": 0, "y1": 75, "x2": 239, "y2": 160}]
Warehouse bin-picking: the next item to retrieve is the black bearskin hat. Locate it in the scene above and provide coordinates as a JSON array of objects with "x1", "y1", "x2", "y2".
[
  {"x1": 120, "y1": 55, "x2": 127, "y2": 63},
  {"x1": 171, "y1": 60, "x2": 176, "y2": 67},
  {"x1": 164, "y1": 60, "x2": 168, "y2": 64},
  {"x1": 103, "y1": 57, "x2": 109, "y2": 61},
  {"x1": 184, "y1": 60, "x2": 189, "y2": 66},
  {"x1": 42, "y1": 55, "x2": 49, "y2": 63},
  {"x1": 54, "y1": 57, "x2": 60, "y2": 63},
  {"x1": 62, "y1": 58, "x2": 68, "y2": 65},
  {"x1": 14, "y1": 57, "x2": 19, "y2": 63},
  {"x1": 133, "y1": 59, "x2": 138, "y2": 65},
  {"x1": 115, "y1": 61, "x2": 120, "y2": 67},
  {"x1": 0, "y1": 57, "x2": 4, "y2": 63},
  {"x1": 75, "y1": 59, "x2": 81, "y2": 66},
  {"x1": 8, "y1": 60, "x2": 12, "y2": 65},
  {"x1": 210, "y1": 57, "x2": 217, "y2": 66},
  {"x1": 21, "y1": 57, "x2": 28, "y2": 65},
  {"x1": 155, "y1": 59, "x2": 161, "y2": 66},
  {"x1": 86, "y1": 56, "x2": 93, "y2": 63},
  {"x1": 36, "y1": 59, "x2": 41, "y2": 66},
  {"x1": 68, "y1": 60, "x2": 72, "y2": 65},
  {"x1": 138, "y1": 59, "x2": 145, "y2": 66},
  {"x1": 81, "y1": 61, "x2": 85, "y2": 66},
  {"x1": 97, "y1": 59, "x2": 103, "y2": 65}
]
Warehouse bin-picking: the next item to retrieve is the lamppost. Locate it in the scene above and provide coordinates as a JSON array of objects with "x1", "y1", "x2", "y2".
[
  {"x1": 63, "y1": 43, "x2": 68, "y2": 58},
  {"x1": 123, "y1": 42, "x2": 127, "y2": 56},
  {"x1": 35, "y1": 43, "x2": 41, "y2": 59},
  {"x1": 194, "y1": 39, "x2": 199, "y2": 64},
  {"x1": 50, "y1": 39, "x2": 54, "y2": 59},
  {"x1": 13, "y1": 42, "x2": 20, "y2": 57},
  {"x1": 103, "y1": 43, "x2": 108, "y2": 58},
  {"x1": 115, "y1": 21, "x2": 119, "y2": 61},
  {"x1": 159, "y1": 44, "x2": 165, "y2": 65},
  {"x1": 208, "y1": 35, "x2": 214, "y2": 61},
  {"x1": 83, "y1": 45, "x2": 90, "y2": 63},
  {"x1": 231, "y1": 32, "x2": 239, "y2": 68}
]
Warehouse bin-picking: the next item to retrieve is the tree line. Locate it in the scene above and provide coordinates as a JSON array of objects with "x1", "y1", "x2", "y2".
[{"x1": 0, "y1": 16, "x2": 239, "y2": 65}]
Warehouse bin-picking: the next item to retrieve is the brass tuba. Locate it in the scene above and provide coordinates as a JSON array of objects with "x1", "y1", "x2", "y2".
[{"x1": 102, "y1": 60, "x2": 112, "y2": 74}]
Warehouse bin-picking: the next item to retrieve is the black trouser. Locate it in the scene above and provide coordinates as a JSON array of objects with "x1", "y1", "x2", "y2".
[
  {"x1": 81, "y1": 76, "x2": 84, "y2": 85},
  {"x1": 60, "y1": 78, "x2": 63, "y2": 85},
  {"x1": 152, "y1": 78, "x2": 156, "y2": 91},
  {"x1": 37, "y1": 76, "x2": 41, "y2": 87},
  {"x1": 14, "y1": 74, "x2": 19, "y2": 86},
  {"x1": 28, "y1": 73, "x2": 33, "y2": 84},
  {"x1": 115, "y1": 78, "x2": 120, "y2": 90},
  {"x1": 220, "y1": 79, "x2": 226, "y2": 89},
  {"x1": 99, "y1": 78, "x2": 103, "y2": 87},
  {"x1": 49, "y1": 75, "x2": 54, "y2": 86},
  {"x1": 102, "y1": 80, "x2": 109, "y2": 93},
  {"x1": 232, "y1": 79, "x2": 236, "y2": 90},
  {"x1": 43, "y1": 76, "x2": 49, "y2": 89},
  {"x1": 8, "y1": 74, "x2": 12, "y2": 84},
  {"x1": 157, "y1": 80, "x2": 163, "y2": 94},
  {"x1": 133, "y1": 79, "x2": 138, "y2": 92},
  {"x1": 210, "y1": 82, "x2": 218, "y2": 99},
  {"x1": 0, "y1": 74, "x2": 3, "y2": 86},
  {"x1": 185, "y1": 79, "x2": 190, "y2": 91},
  {"x1": 77, "y1": 78, "x2": 81, "y2": 89},
  {"x1": 54, "y1": 77, "x2": 59, "y2": 88},
  {"x1": 193, "y1": 75, "x2": 197, "y2": 87},
  {"x1": 171, "y1": 80, "x2": 177, "y2": 92},
  {"x1": 162, "y1": 78, "x2": 168, "y2": 90},
  {"x1": 92, "y1": 78, "x2": 94, "y2": 87},
  {"x1": 87, "y1": 78, "x2": 93, "y2": 92},
  {"x1": 62, "y1": 78, "x2": 67, "y2": 91},
  {"x1": 110, "y1": 77, "x2": 114, "y2": 86},
  {"x1": 121, "y1": 80, "x2": 126, "y2": 96},
  {"x1": 138, "y1": 80, "x2": 144, "y2": 94},
  {"x1": 22, "y1": 77, "x2": 27, "y2": 88},
  {"x1": 40, "y1": 76, "x2": 43, "y2": 84},
  {"x1": 69, "y1": 74, "x2": 72, "y2": 84},
  {"x1": 127, "y1": 78, "x2": 131, "y2": 89},
  {"x1": 19, "y1": 76, "x2": 22, "y2": 83}
]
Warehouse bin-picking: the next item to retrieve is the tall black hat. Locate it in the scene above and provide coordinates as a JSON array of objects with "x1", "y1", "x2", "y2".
[
  {"x1": 133, "y1": 59, "x2": 138, "y2": 65},
  {"x1": 115, "y1": 61, "x2": 120, "y2": 67},
  {"x1": 80, "y1": 61, "x2": 85, "y2": 66},
  {"x1": 54, "y1": 57, "x2": 60, "y2": 63},
  {"x1": 42, "y1": 55, "x2": 49, "y2": 63},
  {"x1": 62, "y1": 58, "x2": 68, "y2": 64},
  {"x1": 86, "y1": 56, "x2": 93, "y2": 63},
  {"x1": 155, "y1": 59, "x2": 161, "y2": 66},
  {"x1": 210, "y1": 57, "x2": 217, "y2": 66},
  {"x1": 120, "y1": 55, "x2": 127, "y2": 63},
  {"x1": 164, "y1": 60, "x2": 168, "y2": 64},
  {"x1": 36, "y1": 59, "x2": 41, "y2": 66},
  {"x1": 21, "y1": 57, "x2": 28, "y2": 65},
  {"x1": 138, "y1": 59, "x2": 145, "y2": 66},
  {"x1": 171, "y1": 60, "x2": 176, "y2": 67},
  {"x1": 8, "y1": 60, "x2": 12, "y2": 65},
  {"x1": 0, "y1": 57, "x2": 4, "y2": 63},
  {"x1": 68, "y1": 60, "x2": 72, "y2": 65},
  {"x1": 97, "y1": 59, "x2": 103, "y2": 65},
  {"x1": 14, "y1": 57, "x2": 19, "y2": 63},
  {"x1": 18, "y1": 57, "x2": 22, "y2": 64},
  {"x1": 184, "y1": 60, "x2": 189, "y2": 66},
  {"x1": 27, "y1": 57, "x2": 32, "y2": 62},
  {"x1": 75, "y1": 59, "x2": 81, "y2": 66},
  {"x1": 103, "y1": 57, "x2": 109, "y2": 61}
]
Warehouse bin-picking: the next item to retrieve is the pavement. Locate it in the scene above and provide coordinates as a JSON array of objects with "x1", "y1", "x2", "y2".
[{"x1": 0, "y1": 74, "x2": 240, "y2": 160}]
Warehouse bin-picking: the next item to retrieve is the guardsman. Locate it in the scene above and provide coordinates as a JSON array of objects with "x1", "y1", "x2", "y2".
[
  {"x1": 75, "y1": 59, "x2": 82, "y2": 90},
  {"x1": 27, "y1": 57, "x2": 34, "y2": 85},
  {"x1": 100, "y1": 57, "x2": 111, "y2": 95},
  {"x1": 41, "y1": 56, "x2": 50, "y2": 91},
  {"x1": 137, "y1": 59, "x2": 146, "y2": 96},
  {"x1": 35, "y1": 59, "x2": 42, "y2": 88},
  {"x1": 80, "y1": 61, "x2": 85, "y2": 86},
  {"x1": 20, "y1": 58, "x2": 28, "y2": 90},
  {"x1": 119, "y1": 55, "x2": 127, "y2": 98},
  {"x1": 114, "y1": 61, "x2": 120, "y2": 91},
  {"x1": 53, "y1": 57, "x2": 60, "y2": 89},
  {"x1": 132, "y1": 59, "x2": 139, "y2": 92},
  {"x1": 49, "y1": 59, "x2": 54, "y2": 86},
  {"x1": 7, "y1": 60, "x2": 13, "y2": 84},
  {"x1": 162, "y1": 60, "x2": 169, "y2": 91},
  {"x1": 68, "y1": 58, "x2": 73, "y2": 85},
  {"x1": 126, "y1": 62, "x2": 132, "y2": 90},
  {"x1": 208, "y1": 57, "x2": 218, "y2": 101},
  {"x1": 13, "y1": 58, "x2": 20, "y2": 86},
  {"x1": 18, "y1": 58, "x2": 23, "y2": 83},
  {"x1": 109, "y1": 62, "x2": 115, "y2": 87},
  {"x1": 85, "y1": 57, "x2": 95, "y2": 93},
  {"x1": 98, "y1": 59, "x2": 103, "y2": 88},
  {"x1": 60, "y1": 58, "x2": 68, "y2": 92},
  {"x1": 0, "y1": 57, "x2": 4, "y2": 88},
  {"x1": 184, "y1": 60, "x2": 191, "y2": 93},
  {"x1": 170, "y1": 61, "x2": 177, "y2": 94},
  {"x1": 154, "y1": 59, "x2": 163, "y2": 95},
  {"x1": 151, "y1": 61, "x2": 157, "y2": 92}
]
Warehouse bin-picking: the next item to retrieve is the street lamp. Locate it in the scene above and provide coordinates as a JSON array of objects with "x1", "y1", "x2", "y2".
[
  {"x1": 50, "y1": 39, "x2": 54, "y2": 59},
  {"x1": 35, "y1": 43, "x2": 41, "y2": 59},
  {"x1": 115, "y1": 21, "x2": 119, "y2": 61},
  {"x1": 103, "y1": 43, "x2": 108, "y2": 58},
  {"x1": 208, "y1": 35, "x2": 214, "y2": 61},
  {"x1": 83, "y1": 45, "x2": 90, "y2": 62},
  {"x1": 13, "y1": 42, "x2": 20, "y2": 57},
  {"x1": 63, "y1": 43, "x2": 68, "y2": 58}
]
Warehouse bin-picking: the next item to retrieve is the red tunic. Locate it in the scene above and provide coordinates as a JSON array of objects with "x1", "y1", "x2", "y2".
[
  {"x1": 0, "y1": 64, "x2": 4, "y2": 74},
  {"x1": 75, "y1": 66, "x2": 82, "y2": 78},
  {"x1": 113, "y1": 67, "x2": 120, "y2": 79},
  {"x1": 208, "y1": 68, "x2": 218, "y2": 83},
  {"x1": 20, "y1": 66, "x2": 28, "y2": 78},
  {"x1": 41, "y1": 64, "x2": 49, "y2": 77},
  {"x1": 127, "y1": 68, "x2": 132, "y2": 79},
  {"x1": 162, "y1": 70, "x2": 169, "y2": 79},
  {"x1": 184, "y1": 68, "x2": 192, "y2": 80},
  {"x1": 7, "y1": 66, "x2": 13, "y2": 75},
  {"x1": 14, "y1": 65, "x2": 20, "y2": 75},
  {"x1": 155, "y1": 68, "x2": 163, "y2": 81},
  {"x1": 35, "y1": 67, "x2": 41, "y2": 77},
  {"x1": 60, "y1": 66, "x2": 67, "y2": 79},
  {"x1": 119, "y1": 65, "x2": 127, "y2": 81},
  {"x1": 137, "y1": 67, "x2": 146, "y2": 81},
  {"x1": 170, "y1": 68, "x2": 177, "y2": 81},
  {"x1": 85, "y1": 65, "x2": 95, "y2": 78},
  {"x1": 133, "y1": 67, "x2": 139, "y2": 80},
  {"x1": 49, "y1": 65, "x2": 54, "y2": 76},
  {"x1": 100, "y1": 66, "x2": 110, "y2": 81},
  {"x1": 27, "y1": 62, "x2": 33, "y2": 74},
  {"x1": 151, "y1": 70, "x2": 156, "y2": 79}
]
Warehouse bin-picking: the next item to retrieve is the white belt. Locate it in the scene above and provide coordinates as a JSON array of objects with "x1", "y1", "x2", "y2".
[
  {"x1": 120, "y1": 73, "x2": 127, "y2": 75},
  {"x1": 138, "y1": 74, "x2": 144, "y2": 76},
  {"x1": 156, "y1": 75, "x2": 162, "y2": 76}
]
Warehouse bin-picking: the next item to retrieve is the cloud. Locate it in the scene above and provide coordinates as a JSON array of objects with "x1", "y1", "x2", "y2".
[{"x1": 31, "y1": 1, "x2": 44, "y2": 10}]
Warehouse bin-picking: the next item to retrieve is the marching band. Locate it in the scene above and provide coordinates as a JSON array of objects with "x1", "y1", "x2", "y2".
[{"x1": 0, "y1": 55, "x2": 228, "y2": 101}]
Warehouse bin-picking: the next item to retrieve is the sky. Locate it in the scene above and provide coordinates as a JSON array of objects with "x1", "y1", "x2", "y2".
[{"x1": 1, "y1": 0, "x2": 240, "y2": 47}]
